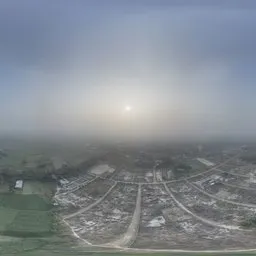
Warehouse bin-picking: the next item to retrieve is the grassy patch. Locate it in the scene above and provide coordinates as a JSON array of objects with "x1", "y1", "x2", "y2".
[
  {"x1": 0, "y1": 150, "x2": 50, "y2": 169},
  {"x1": 0, "y1": 207, "x2": 18, "y2": 232},
  {"x1": 0, "y1": 150, "x2": 27, "y2": 169},
  {"x1": 0, "y1": 207, "x2": 54, "y2": 237},
  {"x1": 3, "y1": 210, "x2": 53, "y2": 237},
  {"x1": 22, "y1": 181, "x2": 55, "y2": 198},
  {"x1": 0, "y1": 194, "x2": 52, "y2": 211},
  {"x1": 0, "y1": 188, "x2": 55, "y2": 237}
]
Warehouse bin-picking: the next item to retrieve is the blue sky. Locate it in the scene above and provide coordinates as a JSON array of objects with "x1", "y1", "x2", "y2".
[{"x1": 1, "y1": 0, "x2": 256, "y2": 141}]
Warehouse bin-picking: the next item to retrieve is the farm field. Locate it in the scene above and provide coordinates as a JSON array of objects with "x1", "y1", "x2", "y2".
[{"x1": 0, "y1": 180, "x2": 55, "y2": 238}]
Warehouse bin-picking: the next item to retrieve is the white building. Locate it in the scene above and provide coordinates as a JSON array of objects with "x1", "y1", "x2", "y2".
[{"x1": 14, "y1": 180, "x2": 24, "y2": 189}]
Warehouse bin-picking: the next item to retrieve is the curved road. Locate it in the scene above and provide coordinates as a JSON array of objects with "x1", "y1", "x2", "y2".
[
  {"x1": 188, "y1": 180, "x2": 256, "y2": 209},
  {"x1": 101, "y1": 184, "x2": 141, "y2": 248},
  {"x1": 221, "y1": 181, "x2": 256, "y2": 191},
  {"x1": 64, "y1": 182, "x2": 117, "y2": 220},
  {"x1": 163, "y1": 183, "x2": 240, "y2": 230}
]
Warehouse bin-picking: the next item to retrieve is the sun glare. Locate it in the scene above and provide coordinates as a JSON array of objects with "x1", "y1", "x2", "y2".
[{"x1": 125, "y1": 105, "x2": 132, "y2": 112}]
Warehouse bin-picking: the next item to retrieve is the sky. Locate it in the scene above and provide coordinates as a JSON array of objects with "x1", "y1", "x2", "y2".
[{"x1": 1, "y1": 0, "x2": 256, "y2": 142}]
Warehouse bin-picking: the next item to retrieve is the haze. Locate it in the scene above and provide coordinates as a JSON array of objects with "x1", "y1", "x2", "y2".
[{"x1": 1, "y1": 0, "x2": 256, "y2": 142}]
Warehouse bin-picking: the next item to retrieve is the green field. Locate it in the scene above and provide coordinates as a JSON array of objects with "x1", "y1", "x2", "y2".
[
  {"x1": 0, "y1": 207, "x2": 18, "y2": 231},
  {"x1": 0, "y1": 181, "x2": 55, "y2": 238},
  {"x1": 0, "y1": 194, "x2": 52, "y2": 211},
  {"x1": 23, "y1": 181, "x2": 55, "y2": 198},
  {"x1": 0, "y1": 150, "x2": 47, "y2": 168},
  {"x1": 0, "y1": 205, "x2": 54, "y2": 237},
  {"x1": 4, "y1": 210, "x2": 53, "y2": 236}
]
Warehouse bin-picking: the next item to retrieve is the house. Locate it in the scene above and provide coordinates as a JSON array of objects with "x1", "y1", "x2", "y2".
[{"x1": 14, "y1": 180, "x2": 24, "y2": 190}]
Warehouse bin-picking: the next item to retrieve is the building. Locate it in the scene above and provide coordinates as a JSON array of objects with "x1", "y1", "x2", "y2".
[{"x1": 14, "y1": 180, "x2": 24, "y2": 190}]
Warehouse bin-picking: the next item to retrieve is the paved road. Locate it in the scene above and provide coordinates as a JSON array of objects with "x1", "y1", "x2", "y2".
[
  {"x1": 164, "y1": 183, "x2": 240, "y2": 230},
  {"x1": 217, "y1": 168, "x2": 252, "y2": 178},
  {"x1": 91, "y1": 245, "x2": 256, "y2": 254},
  {"x1": 101, "y1": 184, "x2": 141, "y2": 248},
  {"x1": 188, "y1": 180, "x2": 256, "y2": 209},
  {"x1": 94, "y1": 154, "x2": 241, "y2": 186}
]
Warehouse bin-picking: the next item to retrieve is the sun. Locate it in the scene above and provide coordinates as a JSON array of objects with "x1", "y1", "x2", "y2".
[{"x1": 125, "y1": 105, "x2": 132, "y2": 112}]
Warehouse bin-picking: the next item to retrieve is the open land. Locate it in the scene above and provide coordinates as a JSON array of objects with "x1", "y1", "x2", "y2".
[{"x1": 1, "y1": 142, "x2": 256, "y2": 254}]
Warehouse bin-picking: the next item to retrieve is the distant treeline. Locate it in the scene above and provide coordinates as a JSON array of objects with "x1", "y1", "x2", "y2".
[{"x1": 0, "y1": 155, "x2": 102, "y2": 182}]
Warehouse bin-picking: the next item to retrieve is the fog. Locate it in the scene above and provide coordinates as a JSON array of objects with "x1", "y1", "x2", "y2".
[{"x1": 1, "y1": 1, "x2": 256, "y2": 142}]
